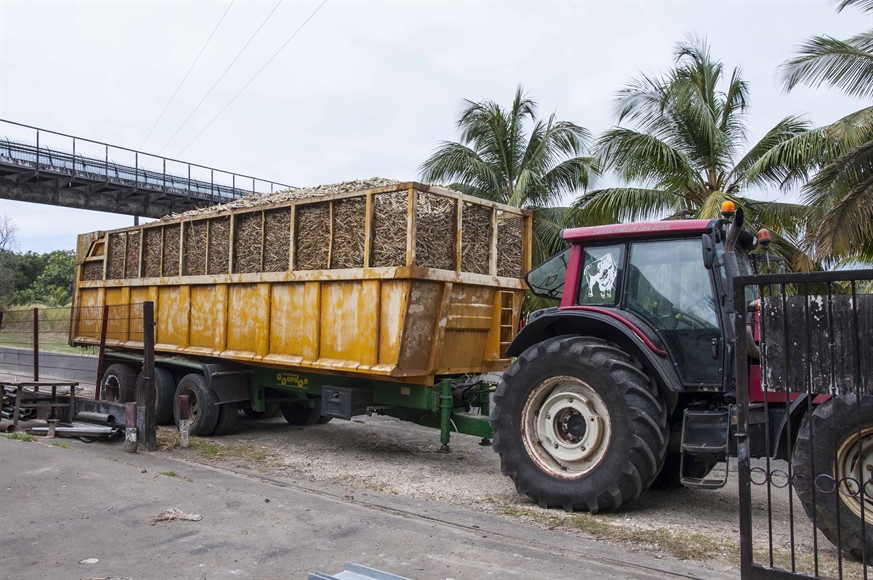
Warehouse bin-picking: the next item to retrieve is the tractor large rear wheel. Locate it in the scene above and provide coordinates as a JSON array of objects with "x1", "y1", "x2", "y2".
[
  {"x1": 491, "y1": 337, "x2": 668, "y2": 512},
  {"x1": 793, "y1": 395, "x2": 873, "y2": 563}
]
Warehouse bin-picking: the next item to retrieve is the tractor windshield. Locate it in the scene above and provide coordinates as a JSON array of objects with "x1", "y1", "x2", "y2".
[{"x1": 526, "y1": 249, "x2": 570, "y2": 299}]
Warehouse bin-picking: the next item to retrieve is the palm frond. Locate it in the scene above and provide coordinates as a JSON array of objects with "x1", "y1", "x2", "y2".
[
  {"x1": 418, "y1": 141, "x2": 504, "y2": 201},
  {"x1": 778, "y1": 31, "x2": 873, "y2": 99},
  {"x1": 572, "y1": 187, "x2": 679, "y2": 224},
  {"x1": 733, "y1": 115, "x2": 813, "y2": 188},
  {"x1": 596, "y1": 128, "x2": 696, "y2": 186},
  {"x1": 837, "y1": 0, "x2": 873, "y2": 14}
]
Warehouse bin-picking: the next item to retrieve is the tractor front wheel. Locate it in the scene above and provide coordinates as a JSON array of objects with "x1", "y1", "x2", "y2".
[{"x1": 491, "y1": 337, "x2": 668, "y2": 512}]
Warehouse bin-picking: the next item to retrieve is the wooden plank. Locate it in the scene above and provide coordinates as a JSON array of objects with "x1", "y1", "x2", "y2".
[
  {"x1": 406, "y1": 186, "x2": 417, "y2": 267},
  {"x1": 489, "y1": 207, "x2": 498, "y2": 276},
  {"x1": 288, "y1": 205, "x2": 296, "y2": 271},
  {"x1": 363, "y1": 192, "x2": 373, "y2": 268},
  {"x1": 454, "y1": 198, "x2": 462, "y2": 275}
]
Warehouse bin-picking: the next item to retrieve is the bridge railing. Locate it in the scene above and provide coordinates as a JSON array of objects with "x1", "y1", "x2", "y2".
[{"x1": 0, "y1": 119, "x2": 293, "y2": 203}]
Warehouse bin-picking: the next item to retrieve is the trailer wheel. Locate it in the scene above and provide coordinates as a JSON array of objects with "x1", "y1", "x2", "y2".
[
  {"x1": 793, "y1": 395, "x2": 873, "y2": 563},
  {"x1": 243, "y1": 404, "x2": 280, "y2": 420},
  {"x1": 280, "y1": 399, "x2": 323, "y2": 426},
  {"x1": 173, "y1": 374, "x2": 220, "y2": 436},
  {"x1": 212, "y1": 403, "x2": 239, "y2": 436},
  {"x1": 491, "y1": 337, "x2": 668, "y2": 512},
  {"x1": 99, "y1": 364, "x2": 136, "y2": 403},
  {"x1": 135, "y1": 367, "x2": 176, "y2": 425}
]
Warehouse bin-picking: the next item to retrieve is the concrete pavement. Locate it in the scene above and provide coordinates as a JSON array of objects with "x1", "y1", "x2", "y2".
[{"x1": 0, "y1": 437, "x2": 731, "y2": 580}]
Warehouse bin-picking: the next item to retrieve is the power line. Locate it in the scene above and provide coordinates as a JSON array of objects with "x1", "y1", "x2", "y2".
[
  {"x1": 157, "y1": 0, "x2": 284, "y2": 155},
  {"x1": 138, "y1": 0, "x2": 235, "y2": 150},
  {"x1": 176, "y1": 0, "x2": 328, "y2": 157}
]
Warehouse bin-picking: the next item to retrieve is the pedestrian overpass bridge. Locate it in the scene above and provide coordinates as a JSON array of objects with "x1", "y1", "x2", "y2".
[{"x1": 0, "y1": 119, "x2": 292, "y2": 219}]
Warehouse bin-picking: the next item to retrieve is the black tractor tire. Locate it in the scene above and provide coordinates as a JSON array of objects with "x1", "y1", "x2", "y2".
[
  {"x1": 212, "y1": 403, "x2": 239, "y2": 436},
  {"x1": 280, "y1": 399, "x2": 324, "y2": 426},
  {"x1": 99, "y1": 364, "x2": 137, "y2": 403},
  {"x1": 316, "y1": 415, "x2": 333, "y2": 424},
  {"x1": 792, "y1": 395, "x2": 872, "y2": 563},
  {"x1": 134, "y1": 367, "x2": 176, "y2": 425},
  {"x1": 173, "y1": 373, "x2": 220, "y2": 437},
  {"x1": 651, "y1": 452, "x2": 717, "y2": 490},
  {"x1": 491, "y1": 336, "x2": 669, "y2": 513}
]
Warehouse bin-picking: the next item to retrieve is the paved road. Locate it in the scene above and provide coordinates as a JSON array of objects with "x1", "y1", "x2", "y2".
[{"x1": 0, "y1": 437, "x2": 729, "y2": 580}]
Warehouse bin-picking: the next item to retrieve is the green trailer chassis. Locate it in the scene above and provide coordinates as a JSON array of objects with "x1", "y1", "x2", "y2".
[
  {"x1": 109, "y1": 351, "x2": 495, "y2": 451},
  {"x1": 248, "y1": 367, "x2": 495, "y2": 451}
]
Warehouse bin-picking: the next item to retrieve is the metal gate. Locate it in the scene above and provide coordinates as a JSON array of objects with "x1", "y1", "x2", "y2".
[{"x1": 733, "y1": 269, "x2": 872, "y2": 579}]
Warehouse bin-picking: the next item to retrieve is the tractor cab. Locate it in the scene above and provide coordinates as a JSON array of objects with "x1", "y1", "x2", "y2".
[{"x1": 521, "y1": 213, "x2": 759, "y2": 394}]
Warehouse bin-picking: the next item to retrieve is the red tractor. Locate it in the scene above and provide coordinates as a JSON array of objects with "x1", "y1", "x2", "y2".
[{"x1": 491, "y1": 205, "x2": 872, "y2": 562}]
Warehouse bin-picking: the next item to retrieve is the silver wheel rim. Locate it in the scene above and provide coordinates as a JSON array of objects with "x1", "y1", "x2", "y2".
[
  {"x1": 521, "y1": 375, "x2": 611, "y2": 479},
  {"x1": 836, "y1": 426, "x2": 873, "y2": 520}
]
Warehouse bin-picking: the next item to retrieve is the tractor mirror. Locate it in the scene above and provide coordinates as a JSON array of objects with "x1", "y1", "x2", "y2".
[{"x1": 702, "y1": 234, "x2": 715, "y2": 270}]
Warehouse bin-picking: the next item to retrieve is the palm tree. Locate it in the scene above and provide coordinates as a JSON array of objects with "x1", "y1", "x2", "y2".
[
  {"x1": 750, "y1": 0, "x2": 873, "y2": 263},
  {"x1": 576, "y1": 36, "x2": 815, "y2": 269},
  {"x1": 419, "y1": 86, "x2": 598, "y2": 265}
]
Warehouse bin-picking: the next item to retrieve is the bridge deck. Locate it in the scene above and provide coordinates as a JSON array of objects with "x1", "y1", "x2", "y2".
[{"x1": 0, "y1": 120, "x2": 291, "y2": 219}]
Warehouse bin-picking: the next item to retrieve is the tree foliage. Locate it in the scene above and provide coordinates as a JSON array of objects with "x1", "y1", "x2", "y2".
[
  {"x1": 419, "y1": 85, "x2": 598, "y2": 264},
  {"x1": 575, "y1": 36, "x2": 816, "y2": 269},
  {"x1": 758, "y1": 0, "x2": 873, "y2": 263},
  {"x1": 0, "y1": 249, "x2": 74, "y2": 307}
]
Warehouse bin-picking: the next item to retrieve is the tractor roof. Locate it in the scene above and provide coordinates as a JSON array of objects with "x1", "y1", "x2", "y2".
[{"x1": 562, "y1": 220, "x2": 712, "y2": 243}]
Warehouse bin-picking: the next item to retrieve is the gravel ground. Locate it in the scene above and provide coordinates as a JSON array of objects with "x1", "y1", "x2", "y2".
[{"x1": 157, "y1": 413, "x2": 868, "y2": 579}]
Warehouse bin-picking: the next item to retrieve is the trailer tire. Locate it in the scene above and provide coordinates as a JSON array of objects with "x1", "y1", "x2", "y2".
[
  {"x1": 243, "y1": 404, "x2": 280, "y2": 420},
  {"x1": 173, "y1": 374, "x2": 220, "y2": 437},
  {"x1": 793, "y1": 395, "x2": 872, "y2": 563},
  {"x1": 491, "y1": 337, "x2": 668, "y2": 513},
  {"x1": 280, "y1": 399, "x2": 323, "y2": 426},
  {"x1": 99, "y1": 364, "x2": 136, "y2": 403},
  {"x1": 135, "y1": 367, "x2": 176, "y2": 425},
  {"x1": 212, "y1": 403, "x2": 239, "y2": 436}
]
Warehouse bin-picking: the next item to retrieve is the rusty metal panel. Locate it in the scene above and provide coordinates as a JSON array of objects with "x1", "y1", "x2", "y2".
[{"x1": 189, "y1": 285, "x2": 226, "y2": 354}]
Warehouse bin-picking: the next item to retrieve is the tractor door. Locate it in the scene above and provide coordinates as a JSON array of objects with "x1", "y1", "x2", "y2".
[{"x1": 622, "y1": 237, "x2": 723, "y2": 387}]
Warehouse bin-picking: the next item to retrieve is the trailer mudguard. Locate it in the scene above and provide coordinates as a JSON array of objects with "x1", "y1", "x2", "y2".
[
  {"x1": 508, "y1": 309, "x2": 683, "y2": 409},
  {"x1": 201, "y1": 364, "x2": 251, "y2": 404}
]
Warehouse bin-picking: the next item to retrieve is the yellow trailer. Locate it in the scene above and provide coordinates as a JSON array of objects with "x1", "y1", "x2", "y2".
[{"x1": 70, "y1": 181, "x2": 532, "y2": 443}]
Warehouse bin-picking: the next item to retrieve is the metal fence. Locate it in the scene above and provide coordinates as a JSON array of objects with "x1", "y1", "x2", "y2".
[
  {"x1": 0, "y1": 119, "x2": 293, "y2": 201},
  {"x1": 733, "y1": 269, "x2": 872, "y2": 579},
  {"x1": 0, "y1": 303, "x2": 157, "y2": 449}
]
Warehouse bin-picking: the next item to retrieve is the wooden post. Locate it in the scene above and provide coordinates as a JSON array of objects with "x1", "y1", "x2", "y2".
[
  {"x1": 142, "y1": 301, "x2": 157, "y2": 451},
  {"x1": 178, "y1": 395, "x2": 190, "y2": 449},
  {"x1": 32, "y1": 307, "x2": 40, "y2": 383},
  {"x1": 95, "y1": 304, "x2": 110, "y2": 400},
  {"x1": 124, "y1": 401, "x2": 138, "y2": 454}
]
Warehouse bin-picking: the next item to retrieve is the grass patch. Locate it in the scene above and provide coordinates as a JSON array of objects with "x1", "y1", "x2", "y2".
[
  {"x1": 1, "y1": 433, "x2": 36, "y2": 442},
  {"x1": 190, "y1": 438, "x2": 270, "y2": 462},
  {"x1": 161, "y1": 470, "x2": 178, "y2": 477},
  {"x1": 500, "y1": 505, "x2": 730, "y2": 561},
  {"x1": 51, "y1": 442, "x2": 70, "y2": 449}
]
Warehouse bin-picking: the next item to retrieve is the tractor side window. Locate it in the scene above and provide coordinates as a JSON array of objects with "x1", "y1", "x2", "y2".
[
  {"x1": 577, "y1": 245, "x2": 624, "y2": 306},
  {"x1": 627, "y1": 238, "x2": 721, "y2": 385},
  {"x1": 526, "y1": 249, "x2": 570, "y2": 300}
]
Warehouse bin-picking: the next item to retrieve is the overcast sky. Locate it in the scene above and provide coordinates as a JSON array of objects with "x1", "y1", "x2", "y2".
[{"x1": 0, "y1": 0, "x2": 868, "y2": 253}]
